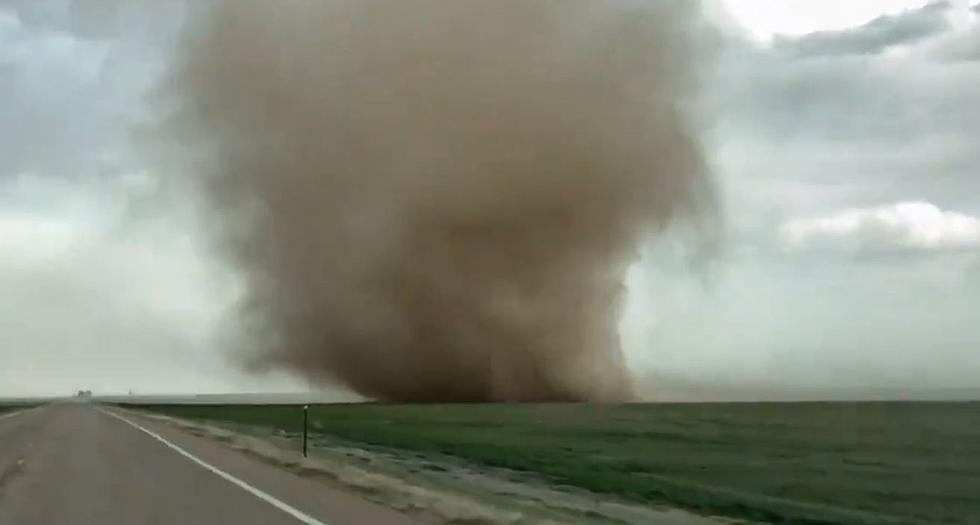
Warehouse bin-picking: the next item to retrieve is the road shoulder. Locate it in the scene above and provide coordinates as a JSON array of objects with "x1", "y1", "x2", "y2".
[
  {"x1": 104, "y1": 407, "x2": 424, "y2": 525},
  {"x1": 120, "y1": 407, "x2": 744, "y2": 525}
]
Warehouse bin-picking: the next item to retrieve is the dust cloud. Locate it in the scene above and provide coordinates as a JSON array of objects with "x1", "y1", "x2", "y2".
[{"x1": 160, "y1": 0, "x2": 715, "y2": 402}]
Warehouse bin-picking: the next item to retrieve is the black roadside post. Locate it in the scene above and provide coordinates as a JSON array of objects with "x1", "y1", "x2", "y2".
[{"x1": 302, "y1": 404, "x2": 309, "y2": 458}]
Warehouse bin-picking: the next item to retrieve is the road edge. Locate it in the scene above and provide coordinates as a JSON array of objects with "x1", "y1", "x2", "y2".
[{"x1": 99, "y1": 408, "x2": 333, "y2": 525}]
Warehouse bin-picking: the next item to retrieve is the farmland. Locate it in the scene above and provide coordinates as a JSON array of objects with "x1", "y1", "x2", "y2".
[{"x1": 127, "y1": 402, "x2": 980, "y2": 525}]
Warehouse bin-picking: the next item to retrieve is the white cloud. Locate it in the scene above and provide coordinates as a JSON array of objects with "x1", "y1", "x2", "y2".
[
  {"x1": 779, "y1": 201, "x2": 980, "y2": 253},
  {"x1": 0, "y1": 173, "x2": 306, "y2": 396}
]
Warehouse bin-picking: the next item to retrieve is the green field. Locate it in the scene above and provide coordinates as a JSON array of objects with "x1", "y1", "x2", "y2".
[
  {"x1": 0, "y1": 402, "x2": 31, "y2": 415},
  {"x1": 128, "y1": 402, "x2": 980, "y2": 525}
]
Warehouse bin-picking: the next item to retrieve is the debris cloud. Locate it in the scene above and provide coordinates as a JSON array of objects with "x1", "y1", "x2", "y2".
[{"x1": 161, "y1": 0, "x2": 714, "y2": 402}]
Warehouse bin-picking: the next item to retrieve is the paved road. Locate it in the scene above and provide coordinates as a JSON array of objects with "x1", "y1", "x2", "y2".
[{"x1": 0, "y1": 404, "x2": 422, "y2": 525}]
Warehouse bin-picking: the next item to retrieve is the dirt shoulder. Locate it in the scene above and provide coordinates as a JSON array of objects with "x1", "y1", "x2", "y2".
[{"x1": 131, "y1": 410, "x2": 747, "y2": 525}]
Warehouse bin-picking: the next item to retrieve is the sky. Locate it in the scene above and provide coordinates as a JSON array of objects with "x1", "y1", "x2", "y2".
[{"x1": 1, "y1": 0, "x2": 978, "y2": 398}]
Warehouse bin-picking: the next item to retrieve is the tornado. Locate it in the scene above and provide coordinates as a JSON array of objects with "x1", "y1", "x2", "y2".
[{"x1": 159, "y1": 0, "x2": 715, "y2": 402}]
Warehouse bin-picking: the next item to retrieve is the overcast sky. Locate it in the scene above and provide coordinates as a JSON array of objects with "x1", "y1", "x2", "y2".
[{"x1": 1, "y1": 0, "x2": 978, "y2": 398}]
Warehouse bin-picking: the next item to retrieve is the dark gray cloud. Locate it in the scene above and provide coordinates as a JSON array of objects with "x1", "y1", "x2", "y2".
[
  {"x1": 774, "y1": 1, "x2": 951, "y2": 57},
  {"x1": 0, "y1": 1, "x2": 182, "y2": 180},
  {"x1": 718, "y1": 45, "x2": 979, "y2": 146},
  {"x1": 928, "y1": 12, "x2": 980, "y2": 62},
  {"x1": 0, "y1": 1, "x2": 276, "y2": 397},
  {"x1": 0, "y1": 9, "x2": 111, "y2": 178},
  {"x1": 710, "y1": 9, "x2": 980, "y2": 219},
  {"x1": 622, "y1": 2, "x2": 980, "y2": 396},
  {"x1": 955, "y1": 29, "x2": 980, "y2": 61},
  {"x1": 0, "y1": 0, "x2": 178, "y2": 39}
]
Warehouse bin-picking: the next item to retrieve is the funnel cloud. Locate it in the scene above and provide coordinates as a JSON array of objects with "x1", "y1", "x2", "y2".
[{"x1": 160, "y1": 0, "x2": 715, "y2": 402}]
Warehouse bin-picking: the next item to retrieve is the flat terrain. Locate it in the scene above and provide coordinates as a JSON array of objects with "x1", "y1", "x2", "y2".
[
  {"x1": 133, "y1": 402, "x2": 980, "y2": 525},
  {"x1": 0, "y1": 403, "x2": 30, "y2": 416},
  {"x1": 0, "y1": 404, "x2": 420, "y2": 525}
]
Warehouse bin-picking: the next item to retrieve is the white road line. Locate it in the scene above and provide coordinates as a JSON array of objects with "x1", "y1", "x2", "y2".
[{"x1": 100, "y1": 409, "x2": 331, "y2": 525}]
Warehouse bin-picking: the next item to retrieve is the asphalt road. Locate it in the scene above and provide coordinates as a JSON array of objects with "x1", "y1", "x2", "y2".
[{"x1": 0, "y1": 404, "x2": 422, "y2": 525}]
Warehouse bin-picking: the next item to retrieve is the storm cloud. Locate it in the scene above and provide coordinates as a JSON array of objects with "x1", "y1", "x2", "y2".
[{"x1": 774, "y1": 1, "x2": 952, "y2": 57}]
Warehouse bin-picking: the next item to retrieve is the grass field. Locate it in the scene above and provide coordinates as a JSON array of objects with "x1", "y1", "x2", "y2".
[
  {"x1": 0, "y1": 403, "x2": 30, "y2": 416},
  {"x1": 128, "y1": 402, "x2": 980, "y2": 525}
]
